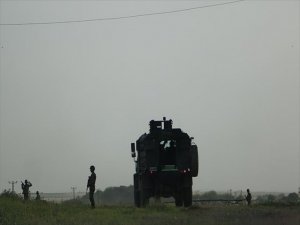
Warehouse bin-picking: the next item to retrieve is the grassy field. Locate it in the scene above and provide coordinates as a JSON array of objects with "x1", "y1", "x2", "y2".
[{"x1": 0, "y1": 196, "x2": 299, "y2": 225}]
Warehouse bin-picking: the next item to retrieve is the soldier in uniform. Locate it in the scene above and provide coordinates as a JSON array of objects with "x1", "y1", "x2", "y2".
[
  {"x1": 35, "y1": 191, "x2": 41, "y2": 200},
  {"x1": 245, "y1": 188, "x2": 252, "y2": 205},
  {"x1": 87, "y1": 165, "x2": 96, "y2": 208},
  {"x1": 21, "y1": 180, "x2": 32, "y2": 200}
]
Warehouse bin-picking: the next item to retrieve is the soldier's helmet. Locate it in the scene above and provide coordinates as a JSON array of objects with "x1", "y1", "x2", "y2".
[
  {"x1": 90, "y1": 165, "x2": 95, "y2": 171},
  {"x1": 25, "y1": 179, "x2": 28, "y2": 183}
]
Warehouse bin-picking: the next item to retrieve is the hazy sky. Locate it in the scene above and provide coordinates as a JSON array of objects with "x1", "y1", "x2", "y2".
[{"x1": 0, "y1": 0, "x2": 299, "y2": 194}]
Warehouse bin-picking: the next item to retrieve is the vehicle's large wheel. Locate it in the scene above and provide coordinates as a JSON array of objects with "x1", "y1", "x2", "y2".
[
  {"x1": 174, "y1": 191, "x2": 183, "y2": 207},
  {"x1": 134, "y1": 190, "x2": 140, "y2": 207},
  {"x1": 133, "y1": 174, "x2": 140, "y2": 207},
  {"x1": 190, "y1": 145, "x2": 199, "y2": 177},
  {"x1": 140, "y1": 189, "x2": 149, "y2": 207},
  {"x1": 183, "y1": 187, "x2": 192, "y2": 207}
]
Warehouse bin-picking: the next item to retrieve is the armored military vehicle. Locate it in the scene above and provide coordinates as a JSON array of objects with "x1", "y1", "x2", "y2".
[{"x1": 131, "y1": 118, "x2": 198, "y2": 207}]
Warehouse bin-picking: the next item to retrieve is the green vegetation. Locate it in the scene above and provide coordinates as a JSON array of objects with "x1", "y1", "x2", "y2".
[
  {"x1": 77, "y1": 186, "x2": 300, "y2": 206},
  {"x1": 193, "y1": 190, "x2": 242, "y2": 201},
  {"x1": 1, "y1": 192, "x2": 299, "y2": 225},
  {"x1": 78, "y1": 186, "x2": 134, "y2": 205},
  {"x1": 256, "y1": 192, "x2": 299, "y2": 204}
]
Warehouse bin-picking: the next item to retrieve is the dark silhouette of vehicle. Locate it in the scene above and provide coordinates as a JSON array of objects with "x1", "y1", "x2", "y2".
[{"x1": 131, "y1": 117, "x2": 198, "y2": 207}]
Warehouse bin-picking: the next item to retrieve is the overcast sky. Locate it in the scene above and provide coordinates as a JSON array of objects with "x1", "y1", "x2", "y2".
[{"x1": 0, "y1": 0, "x2": 299, "y2": 194}]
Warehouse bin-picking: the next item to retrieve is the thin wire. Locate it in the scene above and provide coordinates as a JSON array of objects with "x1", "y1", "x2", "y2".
[{"x1": 0, "y1": 0, "x2": 245, "y2": 26}]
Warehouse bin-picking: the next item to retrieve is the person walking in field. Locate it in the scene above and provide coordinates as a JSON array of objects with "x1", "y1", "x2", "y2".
[
  {"x1": 21, "y1": 179, "x2": 32, "y2": 200},
  {"x1": 87, "y1": 165, "x2": 96, "y2": 208},
  {"x1": 245, "y1": 188, "x2": 252, "y2": 205}
]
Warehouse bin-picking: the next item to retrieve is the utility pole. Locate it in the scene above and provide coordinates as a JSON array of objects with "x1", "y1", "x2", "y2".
[
  {"x1": 71, "y1": 187, "x2": 76, "y2": 200},
  {"x1": 8, "y1": 181, "x2": 18, "y2": 193}
]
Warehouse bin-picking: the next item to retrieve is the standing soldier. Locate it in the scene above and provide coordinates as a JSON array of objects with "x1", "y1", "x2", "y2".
[
  {"x1": 35, "y1": 191, "x2": 41, "y2": 200},
  {"x1": 21, "y1": 180, "x2": 32, "y2": 200},
  {"x1": 87, "y1": 165, "x2": 96, "y2": 208},
  {"x1": 245, "y1": 188, "x2": 252, "y2": 205}
]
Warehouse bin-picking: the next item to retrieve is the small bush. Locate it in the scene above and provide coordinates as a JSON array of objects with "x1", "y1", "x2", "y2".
[{"x1": 0, "y1": 190, "x2": 22, "y2": 200}]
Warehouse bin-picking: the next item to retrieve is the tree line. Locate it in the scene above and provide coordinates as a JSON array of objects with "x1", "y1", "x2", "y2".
[{"x1": 1, "y1": 186, "x2": 299, "y2": 205}]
